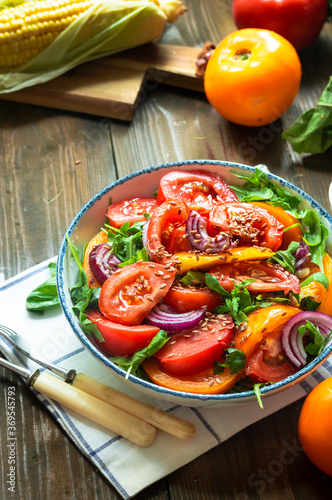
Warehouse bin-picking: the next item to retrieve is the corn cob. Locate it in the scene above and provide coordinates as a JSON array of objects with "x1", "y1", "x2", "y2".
[
  {"x1": 0, "y1": 0, "x2": 186, "y2": 70},
  {"x1": 0, "y1": 0, "x2": 94, "y2": 68}
]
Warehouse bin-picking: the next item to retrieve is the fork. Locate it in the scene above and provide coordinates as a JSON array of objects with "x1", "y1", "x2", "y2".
[{"x1": 0, "y1": 324, "x2": 195, "y2": 441}]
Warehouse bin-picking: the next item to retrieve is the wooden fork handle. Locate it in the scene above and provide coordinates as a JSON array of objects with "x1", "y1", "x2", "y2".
[
  {"x1": 33, "y1": 371, "x2": 156, "y2": 447},
  {"x1": 73, "y1": 373, "x2": 195, "y2": 440}
]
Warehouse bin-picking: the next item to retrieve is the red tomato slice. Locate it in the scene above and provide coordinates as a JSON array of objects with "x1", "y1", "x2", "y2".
[
  {"x1": 166, "y1": 222, "x2": 192, "y2": 254},
  {"x1": 209, "y1": 261, "x2": 300, "y2": 294},
  {"x1": 146, "y1": 199, "x2": 191, "y2": 263},
  {"x1": 157, "y1": 169, "x2": 238, "y2": 212},
  {"x1": 163, "y1": 285, "x2": 222, "y2": 313},
  {"x1": 154, "y1": 313, "x2": 234, "y2": 376},
  {"x1": 249, "y1": 202, "x2": 302, "y2": 250},
  {"x1": 247, "y1": 331, "x2": 297, "y2": 383},
  {"x1": 208, "y1": 202, "x2": 283, "y2": 251},
  {"x1": 107, "y1": 197, "x2": 159, "y2": 228},
  {"x1": 85, "y1": 309, "x2": 160, "y2": 357},
  {"x1": 99, "y1": 261, "x2": 175, "y2": 326}
]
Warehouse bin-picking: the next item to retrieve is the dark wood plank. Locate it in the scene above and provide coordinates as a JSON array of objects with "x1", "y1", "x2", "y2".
[{"x1": 0, "y1": 104, "x2": 116, "y2": 279}]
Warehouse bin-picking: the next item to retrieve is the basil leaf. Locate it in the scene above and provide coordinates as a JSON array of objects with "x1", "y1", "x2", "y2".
[
  {"x1": 110, "y1": 330, "x2": 169, "y2": 378},
  {"x1": 302, "y1": 210, "x2": 323, "y2": 246},
  {"x1": 26, "y1": 262, "x2": 60, "y2": 314},
  {"x1": 282, "y1": 77, "x2": 332, "y2": 154},
  {"x1": 205, "y1": 273, "x2": 231, "y2": 297},
  {"x1": 300, "y1": 272, "x2": 329, "y2": 291},
  {"x1": 301, "y1": 212, "x2": 329, "y2": 270}
]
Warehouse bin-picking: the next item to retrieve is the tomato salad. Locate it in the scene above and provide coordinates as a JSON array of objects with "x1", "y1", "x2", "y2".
[{"x1": 67, "y1": 168, "x2": 332, "y2": 396}]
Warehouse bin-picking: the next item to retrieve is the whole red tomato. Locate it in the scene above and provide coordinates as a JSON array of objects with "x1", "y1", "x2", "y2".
[{"x1": 233, "y1": 0, "x2": 328, "y2": 51}]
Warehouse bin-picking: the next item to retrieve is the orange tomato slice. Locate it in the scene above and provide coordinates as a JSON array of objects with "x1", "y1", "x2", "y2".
[{"x1": 82, "y1": 231, "x2": 109, "y2": 288}]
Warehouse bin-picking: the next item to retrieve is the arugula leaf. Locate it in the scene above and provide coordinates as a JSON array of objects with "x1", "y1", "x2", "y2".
[
  {"x1": 109, "y1": 330, "x2": 169, "y2": 378},
  {"x1": 214, "y1": 348, "x2": 246, "y2": 375},
  {"x1": 282, "y1": 76, "x2": 332, "y2": 154},
  {"x1": 253, "y1": 383, "x2": 265, "y2": 409},
  {"x1": 230, "y1": 168, "x2": 302, "y2": 215},
  {"x1": 106, "y1": 219, "x2": 149, "y2": 266},
  {"x1": 66, "y1": 235, "x2": 101, "y2": 333},
  {"x1": 299, "y1": 321, "x2": 332, "y2": 356},
  {"x1": 205, "y1": 274, "x2": 273, "y2": 324},
  {"x1": 26, "y1": 262, "x2": 60, "y2": 314}
]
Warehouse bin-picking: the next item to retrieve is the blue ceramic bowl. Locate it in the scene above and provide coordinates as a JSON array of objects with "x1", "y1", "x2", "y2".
[{"x1": 57, "y1": 160, "x2": 332, "y2": 407}]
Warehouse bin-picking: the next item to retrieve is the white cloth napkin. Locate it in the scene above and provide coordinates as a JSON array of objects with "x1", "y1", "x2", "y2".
[{"x1": 1, "y1": 259, "x2": 331, "y2": 499}]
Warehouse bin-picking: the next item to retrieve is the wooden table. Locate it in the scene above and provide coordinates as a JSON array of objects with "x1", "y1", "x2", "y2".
[{"x1": 1, "y1": 1, "x2": 332, "y2": 499}]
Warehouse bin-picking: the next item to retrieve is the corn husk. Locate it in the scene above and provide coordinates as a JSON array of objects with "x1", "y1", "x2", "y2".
[{"x1": 0, "y1": 0, "x2": 186, "y2": 93}]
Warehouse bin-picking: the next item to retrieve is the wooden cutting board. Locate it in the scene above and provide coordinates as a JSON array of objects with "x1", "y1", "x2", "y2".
[{"x1": 0, "y1": 43, "x2": 205, "y2": 121}]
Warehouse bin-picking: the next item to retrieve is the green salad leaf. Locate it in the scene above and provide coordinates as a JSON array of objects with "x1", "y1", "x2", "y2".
[
  {"x1": 301, "y1": 211, "x2": 329, "y2": 271},
  {"x1": 282, "y1": 76, "x2": 332, "y2": 154},
  {"x1": 268, "y1": 241, "x2": 300, "y2": 274},
  {"x1": 25, "y1": 262, "x2": 60, "y2": 314},
  {"x1": 231, "y1": 169, "x2": 329, "y2": 271},
  {"x1": 300, "y1": 272, "x2": 329, "y2": 291},
  {"x1": 214, "y1": 348, "x2": 246, "y2": 375},
  {"x1": 180, "y1": 270, "x2": 205, "y2": 286},
  {"x1": 253, "y1": 383, "x2": 265, "y2": 409},
  {"x1": 66, "y1": 236, "x2": 102, "y2": 339},
  {"x1": 230, "y1": 168, "x2": 302, "y2": 215},
  {"x1": 106, "y1": 219, "x2": 149, "y2": 267},
  {"x1": 109, "y1": 330, "x2": 169, "y2": 379},
  {"x1": 205, "y1": 274, "x2": 274, "y2": 324},
  {"x1": 299, "y1": 321, "x2": 332, "y2": 356}
]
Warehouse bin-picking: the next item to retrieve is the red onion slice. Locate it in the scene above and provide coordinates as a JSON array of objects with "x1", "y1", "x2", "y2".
[
  {"x1": 293, "y1": 241, "x2": 311, "y2": 269},
  {"x1": 89, "y1": 243, "x2": 121, "y2": 285},
  {"x1": 186, "y1": 210, "x2": 236, "y2": 253},
  {"x1": 146, "y1": 303, "x2": 206, "y2": 332},
  {"x1": 281, "y1": 311, "x2": 332, "y2": 368}
]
